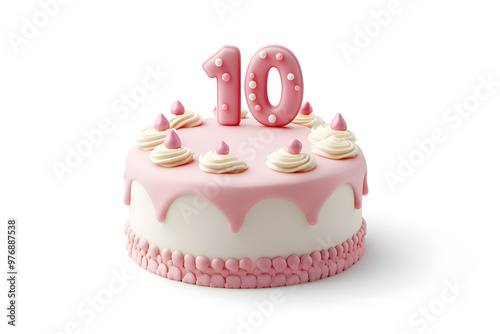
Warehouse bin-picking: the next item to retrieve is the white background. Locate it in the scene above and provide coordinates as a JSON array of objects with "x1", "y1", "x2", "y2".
[{"x1": 1, "y1": 0, "x2": 499, "y2": 333}]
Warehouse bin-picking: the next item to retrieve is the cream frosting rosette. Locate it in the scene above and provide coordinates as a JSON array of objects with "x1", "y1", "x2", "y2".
[
  {"x1": 292, "y1": 102, "x2": 325, "y2": 129},
  {"x1": 199, "y1": 141, "x2": 247, "y2": 174},
  {"x1": 308, "y1": 113, "x2": 356, "y2": 144},
  {"x1": 312, "y1": 136, "x2": 358, "y2": 160},
  {"x1": 150, "y1": 130, "x2": 194, "y2": 168},
  {"x1": 309, "y1": 125, "x2": 356, "y2": 144},
  {"x1": 136, "y1": 114, "x2": 171, "y2": 150},
  {"x1": 266, "y1": 139, "x2": 316, "y2": 173},
  {"x1": 168, "y1": 100, "x2": 203, "y2": 129},
  {"x1": 292, "y1": 114, "x2": 325, "y2": 129}
]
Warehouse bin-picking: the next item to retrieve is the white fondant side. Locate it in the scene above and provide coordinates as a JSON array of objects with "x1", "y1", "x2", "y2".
[{"x1": 128, "y1": 181, "x2": 362, "y2": 261}]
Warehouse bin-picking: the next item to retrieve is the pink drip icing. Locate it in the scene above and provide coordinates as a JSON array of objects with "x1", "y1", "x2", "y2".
[
  {"x1": 216, "y1": 141, "x2": 230, "y2": 155},
  {"x1": 171, "y1": 100, "x2": 185, "y2": 115},
  {"x1": 123, "y1": 118, "x2": 368, "y2": 233},
  {"x1": 363, "y1": 171, "x2": 369, "y2": 196},
  {"x1": 299, "y1": 102, "x2": 313, "y2": 115},
  {"x1": 330, "y1": 113, "x2": 347, "y2": 131},
  {"x1": 164, "y1": 130, "x2": 181, "y2": 149},
  {"x1": 154, "y1": 114, "x2": 170, "y2": 131}
]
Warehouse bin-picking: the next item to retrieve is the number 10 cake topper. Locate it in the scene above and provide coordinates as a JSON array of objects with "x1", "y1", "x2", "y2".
[{"x1": 203, "y1": 45, "x2": 304, "y2": 127}]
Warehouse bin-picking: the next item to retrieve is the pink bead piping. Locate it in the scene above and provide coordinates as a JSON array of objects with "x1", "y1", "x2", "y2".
[{"x1": 125, "y1": 219, "x2": 367, "y2": 288}]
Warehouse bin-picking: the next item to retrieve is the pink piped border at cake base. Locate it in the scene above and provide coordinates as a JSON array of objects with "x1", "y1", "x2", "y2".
[{"x1": 125, "y1": 219, "x2": 367, "y2": 288}]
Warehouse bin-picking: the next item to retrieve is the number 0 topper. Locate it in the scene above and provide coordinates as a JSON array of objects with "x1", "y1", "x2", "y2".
[{"x1": 245, "y1": 45, "x2": 304, "y2": 127}]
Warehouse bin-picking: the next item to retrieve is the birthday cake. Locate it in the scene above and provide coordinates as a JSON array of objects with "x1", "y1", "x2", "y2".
[{"x1": 123, "y1": 45, "x2": 368, "y2": 288}]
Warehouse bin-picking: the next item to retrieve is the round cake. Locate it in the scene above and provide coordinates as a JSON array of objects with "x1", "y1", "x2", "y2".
[{"x1": 123, "y1": 106, "x2": 368, "y2": 288}]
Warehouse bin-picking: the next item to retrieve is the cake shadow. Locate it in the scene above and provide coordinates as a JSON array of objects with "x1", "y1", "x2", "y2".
[
  {"x1": 141, "y1": 215, "x2": 432, "y2": 303},
  {"x1": 284, "y1": 216, "x2": 434, "y2": 300}
]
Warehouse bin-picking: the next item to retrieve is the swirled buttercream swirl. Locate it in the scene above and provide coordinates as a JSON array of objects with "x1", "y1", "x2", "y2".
[
  {"x1": 292, "y1": 114, "x2": 325, "y2": 128},
  {"x1": 150, "y1": 145, "x2": 194, "y2": 167},
  {"x1": 312, "y1": 137, "x2": 358, "y2": 160},
  {"x1": 308, "y1": 124, "x2": 357, "y2": 144},
  {"x1": 199, "y1": 151, "x2": 248, "y2": 174},
  {"x1": 266, "y1": 147, "x2": 316, "y2": 173},
  {"x1": 136, "y1": 126, "x2": 169, "y2": 151},
  {"x1": 168, "y1": 111, "x2": 203, "y2": 129}
]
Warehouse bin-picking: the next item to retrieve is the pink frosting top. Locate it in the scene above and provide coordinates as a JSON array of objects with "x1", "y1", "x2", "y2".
[{"x1": 124, "y1": 118, "x2": 368, "y2": 233}]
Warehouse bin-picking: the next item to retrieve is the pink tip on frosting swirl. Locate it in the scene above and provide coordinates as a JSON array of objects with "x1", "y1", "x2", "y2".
[
  {"x1": 164, "y1": 130, "x2": 182, "y2": 149},
  {"x1": 287, "y1": 139, "x2": 302, "y2": 154},
  {"x1": 292, "y1": 102, "x2": 325, "y2": 128},
  {"x1": 150, "y1": 135, "x2": 194, "y2": 168},
  {"x1": 216, "y1": 141, "x2": 230, "y2": 155},
  {"x1": 299, "y1": 102, "x2": 313, "y2": 115},
  {"x1": 312, "y1": 136, "x2": 358, "y2": 160},
  {"x1": 266, "y1": 145, "x2": 316, "y2": 173},
  {"x1": 330, "y1": 113, "x2": 347, "y2": 131},
  {"x1": 171, "y1": 100, "x2": 185, "y2": 115},
  {"x1": 154, "y1": 114, "x2": 170, "y2": 131}
]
